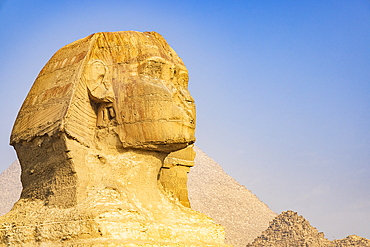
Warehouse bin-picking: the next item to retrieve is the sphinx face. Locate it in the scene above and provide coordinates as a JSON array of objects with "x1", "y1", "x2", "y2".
[{"x1": 111, "y1": 56, "x2": 196, "y2": 152}]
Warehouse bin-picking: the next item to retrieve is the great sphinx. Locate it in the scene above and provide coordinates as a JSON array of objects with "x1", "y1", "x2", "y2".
[{"x1": 0, "y1": 31, "x2": 230, "y2": 246}]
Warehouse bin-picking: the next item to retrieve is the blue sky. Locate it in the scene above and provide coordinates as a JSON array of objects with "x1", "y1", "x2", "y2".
[{"x1": 1, "y1": 0, "x2": 369, "y2": 240}]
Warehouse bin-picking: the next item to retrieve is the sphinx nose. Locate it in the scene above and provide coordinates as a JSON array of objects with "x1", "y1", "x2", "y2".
[
  {"x1": 183, "y1": 90, "x2": 194, "y2": 104},
  {"x1": 178, "y1": 89, "x2": 195, "y2": 125}
]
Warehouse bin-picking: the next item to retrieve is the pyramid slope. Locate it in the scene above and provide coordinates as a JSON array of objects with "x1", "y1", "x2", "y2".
[
  {"x1": 0, "y1": 160, "x2": 22, "y2": 216},
  {"x1": 188, "y1": 146, "x2": 277, "y2": 246}
]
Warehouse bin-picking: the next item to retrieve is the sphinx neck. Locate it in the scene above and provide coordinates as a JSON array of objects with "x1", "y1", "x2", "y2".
[{"x1": 123, "y1": 149, "x2": 167, "y2": 207}]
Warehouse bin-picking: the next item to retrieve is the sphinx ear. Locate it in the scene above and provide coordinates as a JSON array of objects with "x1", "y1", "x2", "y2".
[
  {"x1": 85, "y1": 60, "x2": 115, "y2": 103},
  {"x1": 89, "y1": 81, "x2": 115, "y2": 103}
]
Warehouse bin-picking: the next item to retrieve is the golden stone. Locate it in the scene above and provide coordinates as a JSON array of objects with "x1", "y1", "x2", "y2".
[{"x1": 0, "y1": 31, "x2": 231, "y2": 246}]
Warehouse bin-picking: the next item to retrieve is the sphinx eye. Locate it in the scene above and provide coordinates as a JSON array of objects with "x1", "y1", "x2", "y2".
[
  {"x1": 140, "y1": 60, "x2": 164, "y2": 79},
  {"x1": 179, "y1": 75, "x2": 189, "y2": 87}
]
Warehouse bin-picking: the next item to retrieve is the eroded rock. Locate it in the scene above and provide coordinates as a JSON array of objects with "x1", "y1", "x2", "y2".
[{"x1": 0, "y1": 31, "x2": 230, "y2": 246}]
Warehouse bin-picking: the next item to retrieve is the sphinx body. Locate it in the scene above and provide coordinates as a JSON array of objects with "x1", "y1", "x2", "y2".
[{"x1": 0, "y1": 31, "x2": 230, "y2": 246}]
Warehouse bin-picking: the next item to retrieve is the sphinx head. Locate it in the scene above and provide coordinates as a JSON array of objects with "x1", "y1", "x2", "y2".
[
  {"x1": 85, "y1": 32, "x2": 196, "y2": 153},
  {"x1": 8, "y1": 31, "x2": 196, "y2": 208},
  {"x1": 10, "y1": 31, "x2": 195, "y2": 154}
]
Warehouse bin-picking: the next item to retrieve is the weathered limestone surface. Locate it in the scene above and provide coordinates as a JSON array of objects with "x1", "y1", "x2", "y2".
[{"x1": 0, "y1": 31, "x2": 230, "y2": 246}]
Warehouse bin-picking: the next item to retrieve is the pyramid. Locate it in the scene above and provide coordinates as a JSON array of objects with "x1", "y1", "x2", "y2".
[
  {"x1": 332, "y1": 235, "x2": 370, "y2": 246},
  {"x1": 247, "y1": 210, "x2": 331, "y2": 247},
  {"x1": 0, "y1": 160, "x2": 21, "y2": 216},
  {"x1": 247, "y1": 210, "x2": 370, "y2": 247}
]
